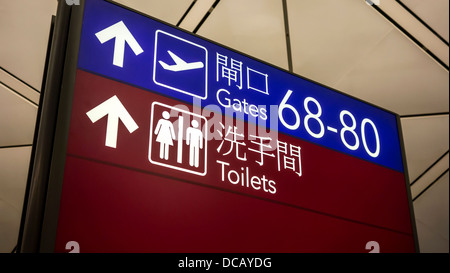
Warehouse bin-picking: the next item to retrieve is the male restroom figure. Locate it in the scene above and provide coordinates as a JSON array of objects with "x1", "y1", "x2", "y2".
[{"x1": 186, "y1": 120, "x2": 203, "y2": 167}]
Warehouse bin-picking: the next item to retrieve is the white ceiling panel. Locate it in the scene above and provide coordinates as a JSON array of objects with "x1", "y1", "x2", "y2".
[
  {"x1": 401, "y1": 115, "x2": 449, "y2": 181},
  {"x1": 0, "y1": 83, "x2": 38, "y2": 147},
  {"x1": 0, "y1": 0, "x2": 56, "y2": 91},
  {"x1": 413, "y1": 172, "x2": 449, "y2": 253},
  {"x1": 0, "y1": 146, "x2": 32, "y2": 253},
  {"x1": 0, "y1": 146, "x2": 31, "y2": 211},
  {"x1": 197, "y1": 0, "x2": 289, "y2": 70},
  {"x1": 287, "y1": 0, "x2": 449, "y2": 116},
  {"x1": 287, "y1": 0, "x2": 393, "y2": 87},
  {"x1": 0, "y1": 200, "x2": 22, "y2": 253},
  {"x1": 112, "y1": 0, "x2": 194, "y2": 25},
  {"x1": 335, "y1": 29, "x2": 449, "y2": 115},
  {"x1": 401, "y1": 0, "x2": 449, "y2": 43}
]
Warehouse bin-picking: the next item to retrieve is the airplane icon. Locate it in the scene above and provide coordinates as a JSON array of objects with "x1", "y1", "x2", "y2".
[{"x1": 158, "y1": 50, "x2": 204, "y2": 72}]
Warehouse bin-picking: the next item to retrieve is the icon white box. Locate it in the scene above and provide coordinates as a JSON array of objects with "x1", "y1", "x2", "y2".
[
  {"x1": 153, "y1": 30, "x2": 208, "y2": 100},
  {"x1": 149, "y1": 101, "x2": 208, "y2": 176}
]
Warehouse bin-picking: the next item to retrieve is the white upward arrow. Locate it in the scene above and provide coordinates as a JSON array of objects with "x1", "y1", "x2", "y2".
[
  {"x1": 86, "y1": 95, "x2": 139, "y2": 148},
  {"x1": 95, "y1": 21, "x2": 144, "y2": 67}
]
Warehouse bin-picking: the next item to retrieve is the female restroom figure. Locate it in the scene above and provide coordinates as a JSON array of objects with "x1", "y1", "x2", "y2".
[{"x1": 154, "y1": 111, "x2": 176, "y2": 160}]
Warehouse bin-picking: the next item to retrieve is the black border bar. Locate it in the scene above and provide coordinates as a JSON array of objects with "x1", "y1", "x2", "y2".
[{"x1": 18, "y1": 0, "x2": 73, "y2": 253}]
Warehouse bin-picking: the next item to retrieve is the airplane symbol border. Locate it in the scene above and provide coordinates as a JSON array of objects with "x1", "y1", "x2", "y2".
[{"x1": 153, "y1": 30, "x2": 208, "y2": 100}]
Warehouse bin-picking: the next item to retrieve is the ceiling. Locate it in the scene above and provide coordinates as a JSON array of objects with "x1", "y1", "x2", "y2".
[{"x1": 0, "y1": 0, "x2": 448, "y2": 253}]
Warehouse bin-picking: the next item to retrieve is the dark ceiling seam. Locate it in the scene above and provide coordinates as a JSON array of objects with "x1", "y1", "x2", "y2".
[
  {"x1": 0, "y1": 144, "x2": 33, "y2": 150},
  {"x1": 410, "y1": 151, "x2": 449, "y2": 186},
  {"x1": 176, "y1": 0, "x2": 197, "y2": 27},
  {"x1": 396, "y1": 0, "x2": 449, "y2": 46},
  {"x1": 0, "y1": 81, "x2": 39, "y2": 107},
  {"x1": 413, "y1": 169, "x2": 449, "y2": 202},
  {"x1": 282, "y1": 0, "x2": 293, "y2": 72},
  {"x1": 400, "y1": 112, "x2": 449, "y2": 118},
  {"x1": 193, "y1": 0, "x2": 221, "y2": 33},
  {"x1": 0, "y1": 66, "x2": 40, "y2": 93}
]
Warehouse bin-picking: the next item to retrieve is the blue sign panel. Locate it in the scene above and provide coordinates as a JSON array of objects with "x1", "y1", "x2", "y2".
[{"x1": 77, "y1": 0, "x2": 403, "y2": 172}]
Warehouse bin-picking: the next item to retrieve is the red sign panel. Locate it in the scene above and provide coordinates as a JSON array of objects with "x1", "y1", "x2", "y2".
[{"x1": 53, "y1": 70, "x2": 415, "y2": 252}]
